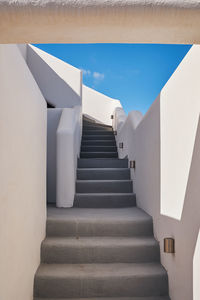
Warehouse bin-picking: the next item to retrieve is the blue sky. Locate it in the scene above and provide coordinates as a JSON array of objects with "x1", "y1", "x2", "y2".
[{"x1": 34, "y1": 44, "x2": 191, "y2": 114}]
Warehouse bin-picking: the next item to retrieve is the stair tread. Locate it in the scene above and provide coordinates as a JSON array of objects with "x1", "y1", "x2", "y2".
[
  {"x1": 75, "y1": 192, "x2": 134, "y2": 195},
  {"x1": 77, "y1": 168, "x2": 129, "y2": 171},
  {"x1": 83, "y1": 130, "x2": 114, "y2": 132},
  {"x1": 76, "y1": 179, "x2": 132, "y2": 182},
  {"x1": 47, "y1": 207, "x2": 151, "y2": 222},
  {"x1": 79, "y1": 158, "x2": 126, "y2": 160},
  {"x1": 42, "y1": 236, "x2": 158, "y2": 247},
  {"x1": 83, "y1": 135, "x2": 115, "y2": 138},
  {"x1": 80, "y1": 152, "x2": 117, "y2": 154},
  {"x1": 80, "y1": 152, "x2": 118, "y2": 158},
  {"x1": 36, "y1": 262, "x2": 167, "y2": 278}
]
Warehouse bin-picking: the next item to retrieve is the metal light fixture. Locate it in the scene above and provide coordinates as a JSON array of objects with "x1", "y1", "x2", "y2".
[
  {"x1": 119, "y1": 142, "x2": 123, "y2": 149},
  {"x1": 164, "y1": 238, "x2": 175, "y2": 253},
  {"x1": 111, "y1": 115, "x2": 114, "y2": 119},
  {"x1": 130, "y1": 160, "x2": 136, "y2": 169}
]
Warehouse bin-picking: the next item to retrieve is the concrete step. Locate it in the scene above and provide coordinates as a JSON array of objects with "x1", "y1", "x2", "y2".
[
  {"x1": 41, "y1": 236, "x2": 160, "y2": 264},
  {"x1": 82, "y1": 135, "x2": 115, "y2": 140},
  {"x1": 81, "y1": 146, "x2": 117, "y2": 152},
  {"x1": 83, "y1": 120, "x2": 112, "y2": 128},
  {"x1": 35, "y1": 297, "x2": 170, "y2": 300},
  {"x1": 46, "y1": 207, "x2": 153, "y2": 237},
  {"x1": 74, "y1": 193, "x2": 136, "y2": 208},
  {"x1": 83, "y1": 125, "x2": 113, "y2": 131},
  {"x1": 83, "y1": 119, "x2": 110, "y2": 127},
  {"x1": 77, "y1": 168, "x2": 130, "y2": 180},
  {"x1": 83, "y1": 130, "x2": 114, "y2": 135},
  {"x1": 78, "y1": 158, "x2": 128, "y2": 168},
  {"x1": 82, "y1": 140, "x2": 116, "y2": 146},
  {"x1": 80, "y1": 152, "x2": 118, "y2": 158},
  {"x1": 34, "y1": 263, "x2": 168, "y2": 298},
  {"x1": 76, "y1": 180, "x2": 133, "y2": 193}
]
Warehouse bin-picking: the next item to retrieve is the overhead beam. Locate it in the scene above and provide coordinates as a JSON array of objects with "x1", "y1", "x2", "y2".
[{"x1": 0, "y1": 0, "x2": 200, "y2": 44}]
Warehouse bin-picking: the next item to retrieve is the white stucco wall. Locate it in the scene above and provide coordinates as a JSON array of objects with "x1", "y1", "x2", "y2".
[
  {"x1": 27, "y1": 45, "x2": 82, "y2": 108},
  {"x1": 1, "y1": 1, "x2": 200, "y2": 44},
  {"x1": 47, "y1": 109, "x2": 62, "y2": 204},
  {"x1": 57, "y1": 106, "x2": 82, "y2": 207},
  {"x1": 0, "y1": 45, "x2": 46, "y2": 300},
  {"x1": 83, "y1": 85, "x2": 121, "y2": 126},
  {"x1": 115, "y1": 45, "x2": 200, "y2": 300},
  {"x1": 17, "y1": 44, "x2": 27, "y2": 60}
]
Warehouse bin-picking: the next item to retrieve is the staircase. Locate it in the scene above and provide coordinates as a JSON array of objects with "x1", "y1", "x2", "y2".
[{"x1": 34, "y1": 116, "x2": 170, "y2": 300}]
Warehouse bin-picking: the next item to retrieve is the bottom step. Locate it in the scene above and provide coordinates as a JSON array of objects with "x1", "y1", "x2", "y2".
[{"x1": 34, "y1": 263, "x2": 168, "y2": 298}]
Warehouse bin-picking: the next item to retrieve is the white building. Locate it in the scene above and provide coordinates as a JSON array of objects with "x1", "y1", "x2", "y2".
[{"x1": 0, "y1": 2, "x2": 200, "y2": 300}]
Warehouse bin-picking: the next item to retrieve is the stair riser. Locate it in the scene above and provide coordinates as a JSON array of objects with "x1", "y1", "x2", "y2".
[
  {"x1": 83, "y1": 130, "x2": 114, "y2": 135},
  {"x1": 77, "y1": 169, "x2": 130, "y2": 180},
  {"x1": 46, "y1": 220, "x2": 153, "y2": 237},
  {"x1": 80, "y1": 152, "x2": 118, "y2": 158},
  {"x1": 82, "y1": 135, "x2": 115, "y2": 140},
  {"x1": 81, "y1": 146, "x2": 117, "y2": 152},
  {"x1": 78, "y1": 159, "x2": 128, "y2": 168},
  {"x1": 74, "y1": 194, "x2": 135, "y2": 208},
  {"x1": 76, "y1": 181, "x2": 133, "y2": 193},
  {"x1": 34, "y1": 274, "x2": 168, "y2": 298},
  {"x1": 41, "y1": 243, "x2": 160, "y2": 264},
  {"x1": 82, "y1": 140, "x2": 116, "y2": 146},
  {"x1": 83, "y1": 121, "x2": 111, "y2": 127}
]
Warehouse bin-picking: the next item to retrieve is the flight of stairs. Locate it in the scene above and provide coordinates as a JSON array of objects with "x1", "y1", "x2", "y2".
[{"x1": 34, "y1": 116, "x2": 170, "y2": 300}]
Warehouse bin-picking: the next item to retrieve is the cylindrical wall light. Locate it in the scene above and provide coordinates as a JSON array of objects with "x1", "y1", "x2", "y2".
[
  {"x1": 130, "y1": 160, "x2": 136, "y2": 169},
  {"x1": 111, "y1": 115, "x2": 114, "y2": 119},
  {"x1": 164, "y1": 238, "x2": 175, "y2": 253},
  {"x1": 119, "y1": 142, "x2": 123, "y2": 149}
]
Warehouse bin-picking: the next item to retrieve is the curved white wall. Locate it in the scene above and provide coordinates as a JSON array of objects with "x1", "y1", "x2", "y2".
[
  {"x1": 27, "y1": 45, "x2": 82, "y2": 108},
  {"x1": 0, "y1": 45, "x2": 46, "y2": 300},
  {"x1": 83, "y1": 85, "x2": 121, "y2": 126},
  {"x1": 57, "y1": 106, "x2": 82, "y2": 207},
  {"x1": 1, "y1": 1, "x2": 200, "y2": 44}
]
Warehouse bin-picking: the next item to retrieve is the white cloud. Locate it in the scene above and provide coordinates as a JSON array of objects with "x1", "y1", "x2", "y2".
[
  {"x1": 80, "y1": 68, "x2": 105, "y2": 85},
  {"x1": 93, "y1": 72, "x2": 104, "y2": 80},
  {"x1": 81, "y1": 69, "x2": 91, "y2": 76}
]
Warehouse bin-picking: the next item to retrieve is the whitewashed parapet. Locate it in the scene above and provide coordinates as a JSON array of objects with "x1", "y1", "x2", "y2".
[
  {"x1": 113, "y1": 107, "x2": 143, "y2": 160},
  {"x1": 56, "y1": 106, "x2": 82, "y2": 207},
  {"x1": 27, "y1": 45, "x2": 82, "y2": 108}
]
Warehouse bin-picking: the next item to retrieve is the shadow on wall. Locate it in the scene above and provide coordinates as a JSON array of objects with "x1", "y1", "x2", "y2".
[
  {"x1": 27, "y1": 46, "x2": 81, "y2": 108},
  {"x1": 161, "y1": 115, "x2": 200, "y2": 300},
  {"x1": 133, "y1": 97, "x2": 200, "y2": 300},
  {"x1": 158, "y1": 108, "x2": 200, "y2": 300},
  {"x1": 180, "y1": 115, "x2": 200, "y2": 300}
]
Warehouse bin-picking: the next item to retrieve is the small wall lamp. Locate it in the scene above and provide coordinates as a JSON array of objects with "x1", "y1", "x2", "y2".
[
  {"x1": 111, "y1": 115, "x2": 114, "y2": 119},
  {"x1": 114, "y1": 131, "x2": 117, "y2": 135},
  {"x1": 164, "y1": 238, "x2": 175, "y2": 253},
  {"x1": 130, "y1": 160, "x2": 136, "y2": 169},
  {"x1": 119, "y1": 142, "x2": 123, "y2": 149}
]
